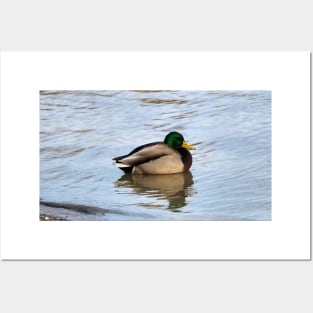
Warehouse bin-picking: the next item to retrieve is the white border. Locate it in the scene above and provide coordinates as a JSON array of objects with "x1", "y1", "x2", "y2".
[{"x1": 0, "y1": 52, "x2": 310, "y2": 259}]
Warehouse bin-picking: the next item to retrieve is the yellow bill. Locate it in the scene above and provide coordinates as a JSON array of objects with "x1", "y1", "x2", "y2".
[{"x1": 181, "y1": 141, "x2": 196, "y2": 150}]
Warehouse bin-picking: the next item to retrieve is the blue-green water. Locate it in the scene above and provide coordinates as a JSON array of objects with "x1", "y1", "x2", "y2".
[{"x1": 40, "y1": 90, "x2": 271, "y2": 220}]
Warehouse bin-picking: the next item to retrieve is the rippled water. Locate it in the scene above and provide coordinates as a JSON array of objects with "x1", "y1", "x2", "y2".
[{"x1": 40, "y1": 90, "x2": 271, "y2": 220}]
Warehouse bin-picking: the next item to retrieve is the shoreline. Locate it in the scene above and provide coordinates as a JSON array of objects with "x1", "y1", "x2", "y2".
[
  {"x1": 40, "y1": 213, "x2": 66, "y2": 221},
  {"x1": 39, "y1": 201, "x2": 113, "y2": 221}
]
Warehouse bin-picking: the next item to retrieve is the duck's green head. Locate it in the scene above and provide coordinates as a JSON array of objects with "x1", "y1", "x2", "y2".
[{"x1": 164, "y1": 132, "x2": 195, "y2": 150}]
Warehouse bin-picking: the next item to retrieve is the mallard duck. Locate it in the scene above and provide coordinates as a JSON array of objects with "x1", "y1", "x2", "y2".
[{"x1": 113, "y1": 131, "x2": 195, "y2": 174}]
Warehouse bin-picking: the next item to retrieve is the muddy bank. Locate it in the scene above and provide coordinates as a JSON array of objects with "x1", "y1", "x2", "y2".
[
  {"x1": 39, "y1": 201, "x2": 126, "y2": 221},
  {"x1": 40, "y1": 212, "x2": 66, "y2": 221}
]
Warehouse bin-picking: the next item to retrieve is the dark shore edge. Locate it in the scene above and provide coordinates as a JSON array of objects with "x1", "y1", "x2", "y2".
[{"x1": 40, "y1": 213, "x2": 66, "y2": 221}]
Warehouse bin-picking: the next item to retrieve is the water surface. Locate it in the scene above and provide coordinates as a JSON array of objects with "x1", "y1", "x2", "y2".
[{"x1": 40, "y1": 90, "x2": 271, "y2": 220}]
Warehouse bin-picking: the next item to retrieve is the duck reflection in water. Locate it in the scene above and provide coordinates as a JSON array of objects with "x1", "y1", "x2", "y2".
[{"x1": 115, "y1": 171, "x2": 194, "y2": 212}]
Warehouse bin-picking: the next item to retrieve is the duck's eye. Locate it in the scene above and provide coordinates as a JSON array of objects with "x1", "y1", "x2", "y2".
[{"x1": 176, "y1": 136, "x2": 183, "y2": 145}]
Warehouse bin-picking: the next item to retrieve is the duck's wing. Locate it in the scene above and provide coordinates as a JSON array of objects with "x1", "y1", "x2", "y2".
[{"x1": 113, "y1": 142, "x2": 174, "y2": 167}]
